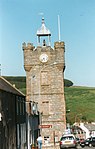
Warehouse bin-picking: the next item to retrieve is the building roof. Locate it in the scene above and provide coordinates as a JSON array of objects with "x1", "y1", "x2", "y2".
[
  {"x1": 37, "y1": 18, "x2": 51, "y2": 36},
  {"x1": 85, "y1": 123, "x2": 95, "y2": 131},
  {"x1": 0, "y1": 76, "x2": 25, "y2": 96}
]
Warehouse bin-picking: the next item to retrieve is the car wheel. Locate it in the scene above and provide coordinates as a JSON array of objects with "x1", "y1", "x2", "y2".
[{"x1": 89, "y1": 143, "x2": 92, "y2": 147}]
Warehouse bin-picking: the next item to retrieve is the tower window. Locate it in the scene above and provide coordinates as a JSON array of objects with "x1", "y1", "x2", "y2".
[
  {"x1": 42, "y1": 101, "x2": 49, "y2": 115},
  {"x1": 41, "y1": 71, "x2": 49, "y2": 85}
]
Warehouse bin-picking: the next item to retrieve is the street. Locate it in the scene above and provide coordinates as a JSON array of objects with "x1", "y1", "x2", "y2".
[
  {"x1": 77, "y1": 145, "x2": 94, "y2": 149},
  {"x1": 60, "y1": 146, "x2": 95, "y2": 149},
  {"x1": 42, "y1": 144, "x2": 94, "y2": 149}
]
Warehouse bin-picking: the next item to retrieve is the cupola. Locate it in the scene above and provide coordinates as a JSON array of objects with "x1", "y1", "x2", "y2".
[{"x1": 37, "y1": 18, "x2": 51, "y2": 46}]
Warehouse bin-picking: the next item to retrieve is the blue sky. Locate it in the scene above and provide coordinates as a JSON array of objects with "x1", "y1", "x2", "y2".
[{"x1": 0, "y1": 0, "x2": 95, "y2": 87}]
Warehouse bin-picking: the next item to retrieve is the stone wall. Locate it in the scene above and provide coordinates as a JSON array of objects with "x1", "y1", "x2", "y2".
[{"x1": 23, "y1": 41, "x2": 66, "y2": 146}]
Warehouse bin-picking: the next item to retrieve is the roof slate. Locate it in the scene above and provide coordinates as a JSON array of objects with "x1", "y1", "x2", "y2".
[
  {"x1": 0, "y1": 76, "x2": 25, "y2": 96},
  {"x1": 85, "y1": 124, "x2": 95, "y2": 131}
]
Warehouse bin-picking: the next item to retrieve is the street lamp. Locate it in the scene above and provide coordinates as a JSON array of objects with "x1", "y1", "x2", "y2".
[{"x1": 66, "y1": 109, "x2": 70, "y2": 113}]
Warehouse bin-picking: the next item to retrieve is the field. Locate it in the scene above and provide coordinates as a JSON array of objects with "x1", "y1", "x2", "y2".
[
  {"x1": 4, "y1": 76, "x2": 95, "y2": 124},
  {"x1": 65, "y1": 86, "x2": 95, "y2": 124}
]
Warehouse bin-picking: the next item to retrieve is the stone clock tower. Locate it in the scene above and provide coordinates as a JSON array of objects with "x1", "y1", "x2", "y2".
[{"x1": 22, "y1": 18, "x2": 66, "y2": 148}]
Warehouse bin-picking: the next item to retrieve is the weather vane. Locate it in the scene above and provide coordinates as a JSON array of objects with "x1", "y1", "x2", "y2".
[{"x1": 38, "y1": 12, "x2": 44, "y2": 18}]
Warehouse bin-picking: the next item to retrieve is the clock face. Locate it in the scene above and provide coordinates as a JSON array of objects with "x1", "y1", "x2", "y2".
[{"x1": 39, "y1": 54, "x2": 48, "y2": 63}]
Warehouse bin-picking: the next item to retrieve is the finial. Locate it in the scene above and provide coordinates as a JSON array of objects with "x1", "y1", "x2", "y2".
[{"x1": 42, "y1": 17, "x2": 44, "y2": 23}]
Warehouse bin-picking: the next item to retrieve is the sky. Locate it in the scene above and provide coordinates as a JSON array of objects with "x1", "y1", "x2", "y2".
[{"x1": 0, "y1": 0, "x2": 95, "y2": 87}]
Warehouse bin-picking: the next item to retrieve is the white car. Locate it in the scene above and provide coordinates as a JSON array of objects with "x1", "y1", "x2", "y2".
[{"x1": 59, "y1": 134, "x2": 77, "y2": 149}]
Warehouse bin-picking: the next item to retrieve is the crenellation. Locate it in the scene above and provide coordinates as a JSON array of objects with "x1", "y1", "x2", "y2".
[
  {"x1": 54, "y1": 41, "x2": 65, "y2": 49},
  {"x1": 22, "y1": 42, "x2": 35, "y2": 51}
]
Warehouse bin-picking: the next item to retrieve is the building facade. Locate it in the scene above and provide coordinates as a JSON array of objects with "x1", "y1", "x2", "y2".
[
  {"x1": 22, "y1": 18, "x2": 66, "y2": 148},
  {"x1": 0, "y1": 76, "x2": 26, "y2": 149}
]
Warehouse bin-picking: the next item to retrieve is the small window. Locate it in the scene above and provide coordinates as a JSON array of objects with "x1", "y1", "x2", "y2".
[{"x1": 42, "y1": 101, "x2": 49, "y2": 115}]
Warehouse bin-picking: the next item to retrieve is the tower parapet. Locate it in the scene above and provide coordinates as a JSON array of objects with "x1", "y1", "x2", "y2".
[
  {"x1": 54, "y1": 41, "x2": 65, "y2": 71},
  {"x1": 22, "y1": 42, "x2": 35, "y2": 51},
  {"x1": 22, "y1": 42, "x2": 35, "y2": 71},
  {"x1": 54, "y1": 41, "x2": 65, "y2": 49}
]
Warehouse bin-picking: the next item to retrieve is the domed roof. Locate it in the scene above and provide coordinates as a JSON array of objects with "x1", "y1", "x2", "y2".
[{"x1": 37, "y1": 18, "x2": 51, "y2": 36}]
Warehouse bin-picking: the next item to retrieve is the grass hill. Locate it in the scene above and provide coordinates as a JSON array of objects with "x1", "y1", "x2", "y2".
[
  {"x1": 4, "y1": 76, "x2": 95, "y2": 124},
  {"x1": 65, "y1": 86, "x2": 95, "y2": 124}
]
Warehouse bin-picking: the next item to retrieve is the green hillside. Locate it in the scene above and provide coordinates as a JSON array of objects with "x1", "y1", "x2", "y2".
[
  {"x1": 4, "y1": 76, "x2": 95, "y2": 124},
  {"x1": 65, "y1": 86, "x2": 95, "y2": 124}
]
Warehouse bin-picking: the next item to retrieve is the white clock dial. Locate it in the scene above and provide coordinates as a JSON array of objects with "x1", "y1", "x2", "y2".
[{"x1": 39, "y1": 54, "x2": 48, "y2": 63}]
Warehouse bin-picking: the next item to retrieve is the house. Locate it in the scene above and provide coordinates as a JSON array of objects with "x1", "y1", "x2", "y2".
[
  {"x1": 85, "y1": 123, "x2": 95, "y2": 137},
  {"x1": 0, "y1": 76, "x2": 26, "y2": 149},
  {"x1": 73, "y1": 122, "x2": 95, "y2": 139}
]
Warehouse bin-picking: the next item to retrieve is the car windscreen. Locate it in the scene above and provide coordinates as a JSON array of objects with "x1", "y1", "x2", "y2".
[{"x1": 61, "y1": 136, "x2": 74, "y2": 141}]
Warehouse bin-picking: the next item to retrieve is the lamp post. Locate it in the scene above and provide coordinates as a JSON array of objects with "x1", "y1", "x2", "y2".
[{"x1": 27, "y1": 75, "x2": 36, "y2": 149}]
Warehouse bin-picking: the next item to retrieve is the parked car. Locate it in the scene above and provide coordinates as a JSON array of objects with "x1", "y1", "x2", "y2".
[
  {"x1": 80, "y1": 139, "x2": 85, "y2": 148},
  {"x1": 89, "y1": 137, "x2": 95, "y2": 147},
  {"x1": 59, "y1": 134, "x2": 77, "y2": 149},
  {"x1": 85, "y1": 137, "x2": 91, "y2": 146}
]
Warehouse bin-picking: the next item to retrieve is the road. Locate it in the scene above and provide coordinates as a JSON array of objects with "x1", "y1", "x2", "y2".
[
  {"x1": 43, "y1": 145, "x2": 94, "y2": 149},
  {"x1": 77, "y1": 145, "x2": 93, "y2": 149}
]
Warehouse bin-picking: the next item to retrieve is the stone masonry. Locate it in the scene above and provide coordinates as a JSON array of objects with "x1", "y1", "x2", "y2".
[{"x1": 23, "y1": 41, "x2": 66, "y2": 148}]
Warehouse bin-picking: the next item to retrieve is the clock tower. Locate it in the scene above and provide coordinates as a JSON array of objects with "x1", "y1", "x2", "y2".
[{"x1": 22, "y1": 18, "x2": 66, "y2": 148}]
